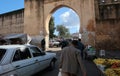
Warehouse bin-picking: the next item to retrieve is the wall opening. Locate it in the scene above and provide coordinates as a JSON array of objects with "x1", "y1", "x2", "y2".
[{"x1": 48, "y1": 7, "x2": 81, "y2": 49}]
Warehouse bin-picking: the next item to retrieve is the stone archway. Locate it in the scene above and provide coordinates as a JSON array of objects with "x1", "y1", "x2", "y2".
[
  {"x1": 45, "y1": 5, "x2": 81, "y2": 49},
  {"x1": 24, "y1": 0, "x2": 96, "y2": 50}
]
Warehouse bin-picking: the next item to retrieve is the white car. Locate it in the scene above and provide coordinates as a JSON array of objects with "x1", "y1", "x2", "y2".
[
  {"x1": 49, "y1": 40, "x2": 60, "y2": 47},
  {"x1": 0, "y1": 45, "x2": 57, "y2": 76}
]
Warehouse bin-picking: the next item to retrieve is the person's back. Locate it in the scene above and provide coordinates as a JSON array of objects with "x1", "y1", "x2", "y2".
[
  {"x1": 76, "y1": 39, "x2": 85, "y2": 59},
  {"x1": 60, "y1": 40, "x2": 69, "y2": 49},
  {"x1": 78, "y1": 41, "x2": 85, "y2": 51},
  {"x1": 61, "y1": 46, "x2": 81, "y2": 74},
  {"x1": 59, "y1": 40, "x2": 86, "y2": 76},
  {"x1": 41, "y1": 38, "x2": 45, "y2": 51}
]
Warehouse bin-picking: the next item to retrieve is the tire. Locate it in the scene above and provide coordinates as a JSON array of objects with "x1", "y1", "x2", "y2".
[{"x1": 49, "y1": 60, "x2": 55, "y2": 70}]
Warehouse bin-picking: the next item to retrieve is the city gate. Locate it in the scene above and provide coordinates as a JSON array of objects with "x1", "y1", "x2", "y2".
[{"x1": 24, "y1": 0, "x2": 96, "y2": 49}]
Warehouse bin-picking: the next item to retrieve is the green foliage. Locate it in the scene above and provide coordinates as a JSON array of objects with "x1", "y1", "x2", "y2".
[
  {"x1": 49, "y1": 17, "x2": 56, "y2": 38},
  {"x1": 56, "y1": 25, "x2": 71, "y2": 38}
]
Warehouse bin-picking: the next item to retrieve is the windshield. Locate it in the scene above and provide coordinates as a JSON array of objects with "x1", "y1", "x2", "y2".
[{"x1": 0, "y1": 49, "x2": 6, "y2": 62}]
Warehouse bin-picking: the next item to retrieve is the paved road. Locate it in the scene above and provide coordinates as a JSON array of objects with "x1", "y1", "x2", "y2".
[{"x1": 33, "y1": 49, "x2": 104, "y2": 76}]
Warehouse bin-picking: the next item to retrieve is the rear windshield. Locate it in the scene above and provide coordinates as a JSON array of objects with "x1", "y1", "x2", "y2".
[{"x1": 0, "y1": 49, "x2": 6, "y2": 62}]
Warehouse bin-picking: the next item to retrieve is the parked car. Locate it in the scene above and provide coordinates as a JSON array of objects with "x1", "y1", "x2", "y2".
[
  {"x1": 0, "y1": 45, "x2": 57, "y2": 76},
  {"x1": 49, "y1": 40, "x2": 60, "y2": 47}
]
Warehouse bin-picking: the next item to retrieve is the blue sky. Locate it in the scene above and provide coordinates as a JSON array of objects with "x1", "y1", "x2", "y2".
[
  {"x1": 0, "y1": 0, "x2": 24, "y2": 14},
  {"x1": 0, "y1": 0, "x2": 80, "y2": 34},
  {"x1": 53, "y1": 7, "x2": 80, "y2": 35}
]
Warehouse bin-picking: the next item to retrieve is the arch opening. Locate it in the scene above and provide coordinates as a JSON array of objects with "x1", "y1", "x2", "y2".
[{"x1": 46, "y1": 6, "x2": 81, "y2": 49}]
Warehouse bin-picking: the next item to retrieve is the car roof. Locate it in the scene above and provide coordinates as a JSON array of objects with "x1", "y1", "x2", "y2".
[{"x1": 0, "y1": 44, "x2": 35, "y2": 49}]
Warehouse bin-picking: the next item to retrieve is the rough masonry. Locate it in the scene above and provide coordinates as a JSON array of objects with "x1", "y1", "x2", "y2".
[{"x1": 0, "y1": 0, "x2": 120, "y2": 50}]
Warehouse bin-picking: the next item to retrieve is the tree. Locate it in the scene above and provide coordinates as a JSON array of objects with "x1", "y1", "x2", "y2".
[
  {"x1": 49, "y1": 17, "x2": 56, "y2": 38},
  {"x1": 56, "y1": 25, "x2": 70, "y2": 38}
]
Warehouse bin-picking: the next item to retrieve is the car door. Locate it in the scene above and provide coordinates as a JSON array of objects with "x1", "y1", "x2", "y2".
[
  {"x1": 11, "y1": 47, "x2": 35, "y2": 76},
  {"x1": 29, "y1": 46, "x2": 50, "y2": 72}
]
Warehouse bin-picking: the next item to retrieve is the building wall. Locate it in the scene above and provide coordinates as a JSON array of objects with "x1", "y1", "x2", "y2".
[
  {"x1": 0, "y1": 0, "x2": 120, "y2": 50},
  {"x1": 95, "y1": 0, "x2": 120, "y2": 50},
  {"x1": 24, "y1": 0, "x2": 96, "y2": 49},
  {"x1": 0, "y1": 9, "x2": 24, "y2": 35}
]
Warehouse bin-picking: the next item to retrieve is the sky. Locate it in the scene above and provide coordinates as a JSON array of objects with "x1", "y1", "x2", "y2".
[
  {"x1": 53, "y1": 7, "x2": 80, "y2": 35},
  {"x1": 0, "y1": 0, "x2": 24, "y2": 14},
  {"x1": 0, "y1": 0, "x2": 80, "y2": 35}
]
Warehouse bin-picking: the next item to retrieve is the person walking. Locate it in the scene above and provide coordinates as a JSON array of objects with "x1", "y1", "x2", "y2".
[
  {"x1": 41, "y1": 38, "x2": 45, "y2": 51},
  {"x1": 59, "y1": 40, "x2": 69, "y2": 49},
  {"x1": 76, "y1": 38, "x2": 85, "y2": 59},
  {"x1": 59, "y1": 40, "x2": 86, "y2": 76}
]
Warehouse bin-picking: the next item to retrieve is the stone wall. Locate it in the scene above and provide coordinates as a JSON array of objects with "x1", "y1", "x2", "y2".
[
  {"x1": 96, "y1": 20, "x2": 120, "y2": 51},
  {"x1": 95, "y1": 0, "x2": 120, "y2": 50},
  {"x1": 0, "y1": 9, "x2": 24, "y2": 35},
  {"x1": 0, "y1": 0, "x2": 119, "y2": 50}
]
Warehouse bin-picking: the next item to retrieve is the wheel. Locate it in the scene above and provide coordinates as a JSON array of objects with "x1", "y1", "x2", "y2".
[{"x1": 49, "y1": 60, "x2": 55, "y2": 70}]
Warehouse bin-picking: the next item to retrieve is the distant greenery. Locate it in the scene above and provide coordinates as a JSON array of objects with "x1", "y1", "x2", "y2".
[
  {"x1": 56, "y1": 25, "x2": 71, "y2": 38},
  {"x1": 49, "y1": 17, "x2": 71, "y2": 38},
  {"x1": 49, "y1": 17, "x2": 56, "y2": 38}
]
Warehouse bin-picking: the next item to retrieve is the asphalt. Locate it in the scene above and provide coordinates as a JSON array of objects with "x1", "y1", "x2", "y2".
[
  {"x1": 47, "y1": 48, "x2": 105, "y2": 76},
  {"x1": 33, "y1": 48, "x2": 120, "y2": 76}
]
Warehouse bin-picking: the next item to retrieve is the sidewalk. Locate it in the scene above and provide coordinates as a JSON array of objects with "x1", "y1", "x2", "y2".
[{"x1": 47, "y1": 47, "x2": 61, "y2": 51}]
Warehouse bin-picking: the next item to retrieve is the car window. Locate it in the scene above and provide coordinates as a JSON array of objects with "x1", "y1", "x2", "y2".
[
  {"x1": 29, "y1": 47, "x2": 42, "y2": 57},
  {"x1": 0, "y1": 49, "x2": 6, "y2": 62},
  {"x1": 12, "y1": 48, "x2": 31, "y2": 62}
]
